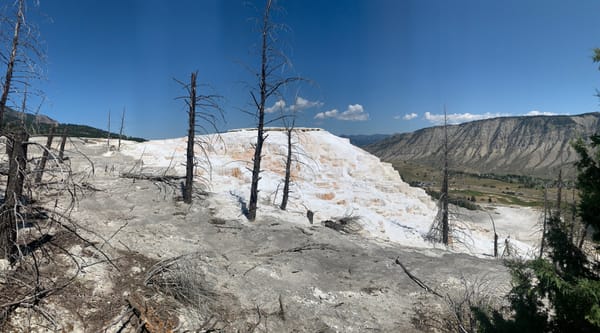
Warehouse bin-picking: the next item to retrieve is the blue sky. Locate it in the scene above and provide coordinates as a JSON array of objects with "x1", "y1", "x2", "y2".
[{"x1": 14, "y1": 0, "x2": 600, "y2": 139}]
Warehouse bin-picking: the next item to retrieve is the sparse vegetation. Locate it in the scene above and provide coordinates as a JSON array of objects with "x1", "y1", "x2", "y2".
[
  {"x1": 427, "y1": 189, "x2": 480, "y2": 211},
  {"x1": 176, "y1": 71, "x2": 223, "y2": 204},
  {"x1": 396, "y1": 160, "x2": 563, "y2": 208}
]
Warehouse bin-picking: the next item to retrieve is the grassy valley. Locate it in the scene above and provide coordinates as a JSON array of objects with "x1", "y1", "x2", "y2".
[{"x1": 391, "y1": 160, "x2": 573, "y2": 209}]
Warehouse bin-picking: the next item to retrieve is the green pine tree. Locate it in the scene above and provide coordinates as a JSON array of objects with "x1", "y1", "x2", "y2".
[{"x1": 474, "y1": 49, "x2": 600, "y2": 333}]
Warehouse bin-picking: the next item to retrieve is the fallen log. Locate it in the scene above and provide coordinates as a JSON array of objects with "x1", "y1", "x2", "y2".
[{"x1": 125, "y1": 292, "x2": 179, "y2": 333}]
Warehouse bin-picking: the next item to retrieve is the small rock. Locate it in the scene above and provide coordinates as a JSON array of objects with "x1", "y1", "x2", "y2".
[
  {"x1": 0, "y1": 259, "x2": 11, "y2": 271},
  {"x1": 209, "y1": 218, "x2": 227, "y2": 225}
]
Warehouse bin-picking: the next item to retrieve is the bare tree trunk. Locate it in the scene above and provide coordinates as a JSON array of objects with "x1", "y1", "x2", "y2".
[
  {"x1": 107, "y1": 109, "x2": 111, "y2": 150},
  {"x1": 19, "y1": 88, "x2": 27, "y2": 128},
  {"x1": 555, "y1": 168, "x2": 562, "y2": 219},
  {"x1": 7, "y1": 87, "x2": 26, "y2": 156},
  {"x1": 570, "y1": 188, "x2": 576, "y2": 242},
  {"x1": 35, "y1": 126, "x2": 54, "y2": 184},
  {"x1": 248, "y1": 125, "x2": 265, "y2": 220},
  {"x1": 494, "y1": 233, "x2": 498, "y2": 257},
  {"x1": 280, "y1": 124, "x2": 294, "y2": 210},
  {"x1": 183, "y1": 73, "x2": 197, "y2": 204},
  {"x1": 441, "y1": 107, "x2": 449, "y2": 245},
  {"x1": 58, "y1": 127, "x2": 67, "y2": 162},
  {"x1": 487, "y1": 212, "x2": 498, "y2": 257},
  {"x1": 247, "y1": 0, "x2": 273, "y2": 221},
  {"x1": 0, "y1": 0, "x2": 24, "y2": 129},
  {"x1": 0, "y1": 129, "x2": 28, "y2": 260},
  {"x1": 118, "y1": 107, "x2": 125, "y2": 151},
  {"x1": 539, "y1": 185, "x2": 548, "y2": 258}
]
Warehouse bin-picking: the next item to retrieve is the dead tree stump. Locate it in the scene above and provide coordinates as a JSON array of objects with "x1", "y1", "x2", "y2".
[
  {"x1": 0, "y1": 129, "x2": 28, "y2": 260},
  {"x1": 306, "y1": 210, "x2": 314, "y2": 224},
  {"x1": 58, "y1": 127, "x2": 67, "y2": 162},
  {"x1": 35, "y1": 127, "x2": 54, "y2": 184}
]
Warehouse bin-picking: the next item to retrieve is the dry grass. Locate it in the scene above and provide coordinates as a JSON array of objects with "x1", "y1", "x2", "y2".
[
  {"x1": 231, "y1": 167, "x2": 243, "y2": 179},
  {"x1": 143, "y1": 253, "x2": 240, "y2": 331},
  {"x1": 410, "y1": 275, "x2": 507, "y2": 333},
  {"x1": 316, "y1": 192, "x2": 335, "y2": 200}
]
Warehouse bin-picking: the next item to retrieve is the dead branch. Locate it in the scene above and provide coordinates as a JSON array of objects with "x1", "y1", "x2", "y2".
[
  {"x1": 322, "y1": 214, "x2": 363, "y2": 234},
  {"x1": 120, "y1": 172, "x2": 184, "y2": 183},
  {"x1": 255, "y1": 242, "x2": 338, "y2": 257},
  {"x1": 394, "y1": 257, "x2": 443, "y2": 298}
]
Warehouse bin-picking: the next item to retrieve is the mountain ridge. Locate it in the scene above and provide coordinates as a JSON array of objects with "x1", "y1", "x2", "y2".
[{"x1": 365, "y1": 112, "x2": 600, "y2": 179}]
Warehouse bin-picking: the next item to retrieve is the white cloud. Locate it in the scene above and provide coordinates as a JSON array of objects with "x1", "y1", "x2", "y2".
[
  {"x1": 338, "y1": 104, "x2": 369, "y2": 121},
  {"x1": 290, "y1": 96, "x2": 323, "y2": 111},
  {"x1": 314, "y1": 104, "x2": 369, "y2": 121},
  {"x1": 526, "y1": 110, "x2": 556, "y2": 116},
  {"x1": 400, "y1": 112, "x2": 418, "y2": 120},
  {"x1": 314, "y1": 109, "x2": 338, "y2": 119},
  {"x1": 265, "y1": 99, "x2": 286, "y2": 113},
  {"x1": 265, "y1": 96, "x2": 322, "y2": 114},
  {"x1": 424, "y1": 112, "x2": 508, "y2": 125}
]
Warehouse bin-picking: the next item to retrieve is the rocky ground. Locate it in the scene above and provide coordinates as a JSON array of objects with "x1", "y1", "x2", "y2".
[{"x1": 0, "y1": 138, "x2": 516, "y2": 332}]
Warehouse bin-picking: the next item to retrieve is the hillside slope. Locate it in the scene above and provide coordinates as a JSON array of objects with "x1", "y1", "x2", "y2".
[
  {"x1": 365, "y1": 113, "x2": 600, "y2": 178},
  {"x1": 340, "y1": 133, "x2": 391, "y2": 147},
  {"x1": 2, "y1": 107, "x2": 146, "y2": 141}
]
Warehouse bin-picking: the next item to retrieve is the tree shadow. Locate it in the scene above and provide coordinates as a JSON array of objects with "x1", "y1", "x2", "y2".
[
  {"x1": 229, "y1": 191, "x2": 249, "y2": 218},
  {"x1": 20, "y1": 234, "x2": 53, "y2": 256}
]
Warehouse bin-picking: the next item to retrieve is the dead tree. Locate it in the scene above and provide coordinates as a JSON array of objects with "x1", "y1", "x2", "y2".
[
  {"x1": 0, "y1": 129, "x2": 28, "y2": 260},
  {"x1": 0, "y1": 129, "x2": 109, "y2": 326},
  {"x1": 555, "y1": 168, "x2": 562, "y2": 218},
  {"x1": 539, "y1": 185, "x2": 548, "y2": 258},
  {"x1": 19, "y1": 88, "x2": 27, "y2": 128},
  {"x1": 106, "y1": 109, "x2": 111, "y2": 150},
  {"x1": 0, "y1": 0, "x2": 45, "y2": 130},
  {"x1": 427, "y1": 107, "x2": 450, "y2": 245},
  {"x1": 247, "y1": 0, "x2": 302, "y2": 220},
  {"x1": 30, "y1": 96, "x2": 45, "y2": 135},
  {"x1": 0, "y1": 0, "x2": 24, "y2": 129},
  {"x1": 485, "y1": 211, "x2": 499, "y2": 257},
  {"x1": 441, "y1": 107, "x2": 449, "y2": 245},
  {"x1": 280, "y1": 116, "x2": 295, "y2": 210},
  {"x1": 118, "y1": 107, "x2": 125, "y2": 151},
  {"x1": 35, "y1": 126, "x2": 54, "y2": 184},
  {"x1": 176, "y1": 71, "x2": 222, "y2": 204},
  {"x1": 183, "y1": 73, "x2": 197, "y2": 204},
  {"x1": 58, "y1": 127, "x2": 67, "y2": 161}
]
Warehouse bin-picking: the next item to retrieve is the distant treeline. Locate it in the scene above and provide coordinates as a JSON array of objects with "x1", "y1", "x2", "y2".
[
  {"x1": 53, "y1": 123, "x2": 146, "y2": 142},
  {"x1": 449, "y1": 170, "x2": 573, "y2": 189},
  {"x1": 426, "y1": 189, "x2": 480, "y2": 211},
  {"x1": 3, "y1": 109, "x2": 146, "y2": 142}
]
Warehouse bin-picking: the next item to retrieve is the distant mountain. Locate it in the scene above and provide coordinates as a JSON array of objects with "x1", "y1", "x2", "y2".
[
  {"x1": 365, "y1": 112, "x2": 600, "y2": 179},
  {"x1": 340, "y1": 134, "x2": 391, "y2": 147},
  {"x1": 2, "y1": 107, "x2": 146, "y2": 142}
]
